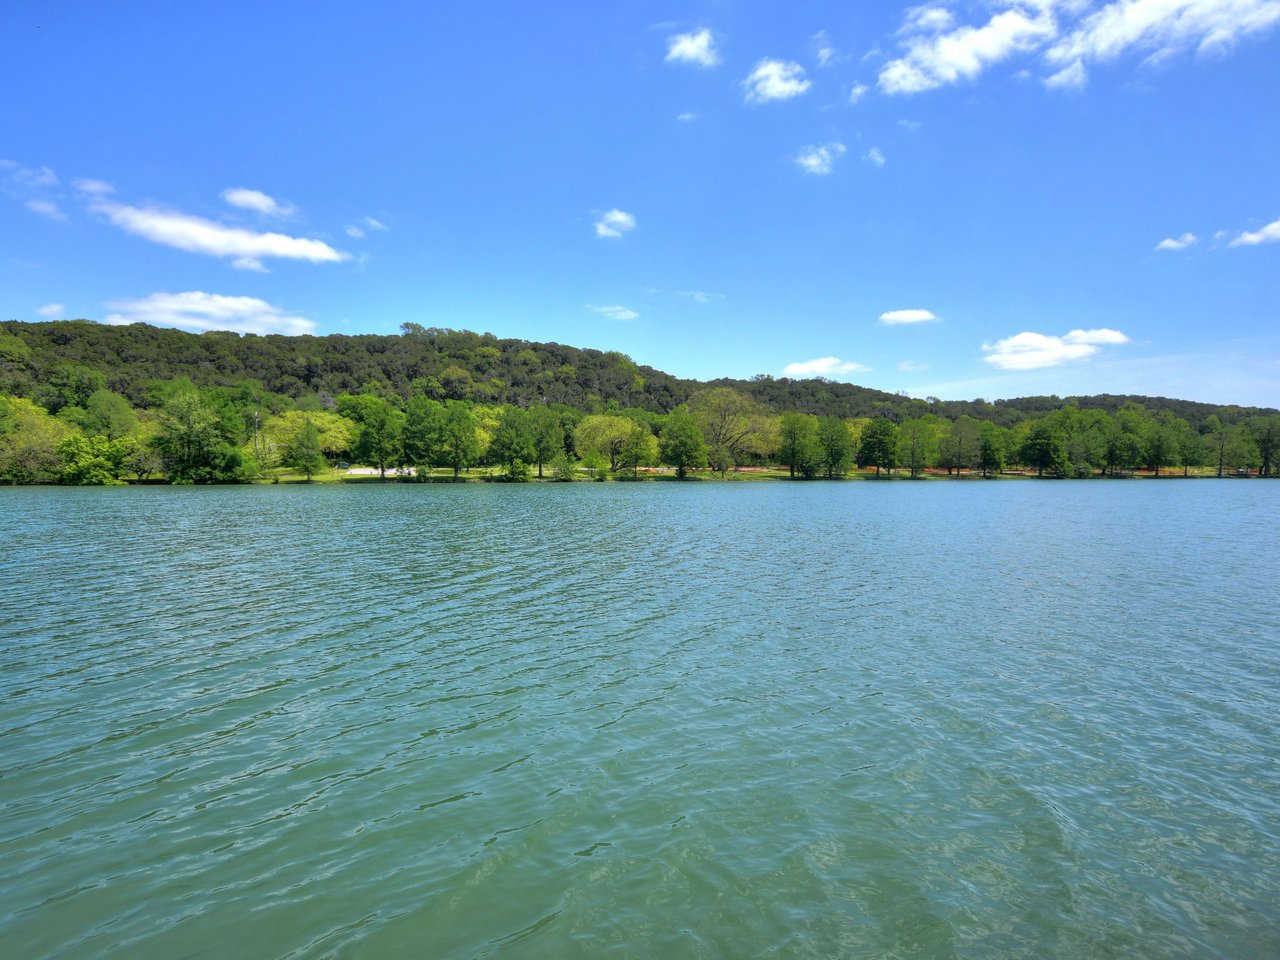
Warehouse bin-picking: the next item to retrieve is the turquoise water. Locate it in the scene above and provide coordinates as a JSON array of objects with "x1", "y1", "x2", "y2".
[{"x1": 1, "y1": 481, "x2": 1278, "y2": 958}]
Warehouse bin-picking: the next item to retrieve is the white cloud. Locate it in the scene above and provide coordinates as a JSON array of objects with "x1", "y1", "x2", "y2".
[
  {"x1": 676, "y1": 289, "x2": 721, "y2": 304},
  {"x1": 743, "y1": 59, "x2": 812, "y2": 103},
  {"x1": 880, "y1": 308, "x2": 938, "y2": 324},
  {"x1": 1045, "y1": 58, "x2": 1088, "y2": 89},
  {"x1": 103, "y1": 291, "x2": 317, "y2": 336},
  {"x1": 586, "y1": 304, "x2": 639, "y2": 321},
  {"x1": 1048, "y1": 0, "x2": 1280, "y2": 67},
  {"x1": 795, "y1": 142, "x2": 847, "y2": 175},
  {"x1": 37, "y1": 303, "x2": 64, "y2": 318},
  {"x1": 864, "y1": 146, "x2": 887, "y2": 167},
  {"x1": 1229, "y1": 216, "x2": 1280, "y2": 246},
  {"x1": 363, "y1": 216, "x2": 387, "y2": 231},
  {"x1": 72, "y1": 178, "x2": 114, "y2": 196},
  {"x1": 344, "y1": 224, "x2": 365, "y2": 238},
  {"x1": 11, "y1": 164, "x2": 58, "y2": 188},
  {"x1": 666, "y1": 28, "x2": 720, "y2": 67},
  {"x1": 814, "y1": 30, "x2": 838, "y2": 66},
  {"x1": 26, "y1": 198, "x2": 68, "y2": 222},
  {"x1": 902, "y1": 5, "x2": 957, "y2": 34},
  {"x1": 88, "y1": 197, "x2": 348, "y2": 267},
  {"x1": 783, "y1": 356, "x2": 871, "y2": 377},
  {"x1": 1155, "y1": 231, "x2": 1198, "y2": 251},
  {"x1": 898, "y1": 119, "x2": 923, "y2": 133},
  {"x1": 677, "y1": 111, "x2": 699, "y2": 122},
  {"x1": 221, "y1": 187, "x2": 294, "y2": 218},
  {"x1": 983, "y1": 328, "x2": 1131, "y2": 370},
  {"x1": 898, "y1": 360, "x2": 930, "y2": 372},
  {"x1": 881, "y1": 4, "x2": 1057, "y2": 94},
  {"x1": 849, "y1": 82, "x2": 870, "y2": 103},
  {"x1": 594, "y1": 208, "x2": 636, "y2": 239}
]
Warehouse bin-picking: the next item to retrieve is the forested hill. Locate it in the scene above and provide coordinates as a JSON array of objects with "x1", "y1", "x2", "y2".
[{"x1": 0, "y1": 319, "x2": 1271, "y2": 423}]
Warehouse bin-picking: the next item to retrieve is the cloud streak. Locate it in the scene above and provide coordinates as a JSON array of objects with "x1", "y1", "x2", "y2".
[
  {"x1": 880, "y1": 308, "x2": 938, "y2": 324},
  {"x1": 1155, "y1": 232, "x2": 1197, "y2": 251},
  {"x1": 783, "y1": 356, "x2": 870, "y2": 377},
  {"x1": 594, "y1": 208, "x2": 636, "y2": 239},
  {"x1": 1229, "y1": 216, "x2": 1280, "y2": 246},
  {"x1": 222, "y1": 187, "x2": 294, "y2": 218},
  {"x1": 586, "y1": 304, "x2": 639, "y2": 321},
  {"x1": 104, "y1": 291, "x2": 317, "y2": 336}
]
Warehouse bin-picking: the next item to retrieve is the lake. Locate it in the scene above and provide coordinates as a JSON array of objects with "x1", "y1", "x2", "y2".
[{"x1": 2, "y1": 481, "x2": 1278, "y2": 958}]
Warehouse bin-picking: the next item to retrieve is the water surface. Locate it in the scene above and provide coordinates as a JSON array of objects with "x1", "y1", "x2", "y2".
[{"x1": 2, "y1": 481, "x2": 1277, "y2": 958}]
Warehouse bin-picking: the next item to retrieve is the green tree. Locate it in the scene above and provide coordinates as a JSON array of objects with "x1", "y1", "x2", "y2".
[
  {"x1": 659, "y1": 409, "x2": 707, "y2": 479},
  {"x1": 488, "y1": 406, "x2": 536, "y2": 471},
  {"x1": 777, "y1": 412, "x2": 821, "y2": 478},
  {"x1": 440, "y1": 401, "x2": 481, "y2": 478},
  {"x1": 0, "y1": 397, "x2": 78, "y2": 484},
  {"x1": 574, "y1": 415, "x2": 634, "y2": 472},
  {"x1": 337, "y1": 394, "x2": 405, "y2": 479},
  {"x1": 938, "y1": 416, "x2": 981, "y2": 476},
  {"x1": 1203, "y1": 416, "x2": 1257, "y2": 477},
  {"x1": 858, "y1": 418, "x2": 899, "y2": 476},
  {"x1": 1144, "y1": 413, "x2": 1185, "y2": 477},
  {"x1": 153, "y1": 387, "x2": 248, "y2": 483},
  {"x1": 1019, "y1": 421, "x2": 1069, "y2": 477},
  {"x1": 618, "y1": 421, "x2": 658, "y2": 477},
  {"x1": 58, "y1": 434, "x2": 131, "y2": 485},
  {"x1": 528, "y1": 404, "x2": 565, "y2": 478},
  {"x1": 978, "y1": 422, "x2": 1006, "y2": 478},
  {"x1": 897, "y1": 418, "x2": 939, "y2": 478},
  {"x1": 284, "y1": 418, "x2": 328, "y2": 480},
  {"x1": 1249, "y1": 415, "x2": 1280, "y2": 477},
  {"x1": 403, "y1": 396, "x2": 445, "y2": 475},
  {"x1": 688, "y1": 387, "x2": 772, "y2": 476},
  {"x1": 816, "y1": 416, "x2": 853, "y2": 478}
]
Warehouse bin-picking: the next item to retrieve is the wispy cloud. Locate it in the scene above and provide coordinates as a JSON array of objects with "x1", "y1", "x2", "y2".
[
  {"x1": 104, "y1": 291, "x2": 317, "y2": 336},
  {"x1": 898, "y1": 360, "x2": 930, "y2": 372},
  {"x1": 85, "y1": 189, "x2": 348, "y2": 271},
  {"x1": 345, "y1": 225, "x2": 365, "y2": 238},
  {"x1": 744, "y1": 59, "x2": 812, "y2": 103},
  {"x1": 25, "y1": 198, "x2": 68, "y2": 222},
  {"x1": 677, "y1": 111, "x2": 698, "y2": 122},
  {"x1": 666, "y1": 28, "x2": 720, "y2": 67},
  {"x1": 72, "y1": 178, "x2": 114, "y2": 196},
  {"x1": 1155, "y1": 232, "x2": 1198, "y2": 251},
  {"x1": 880, "y1": 308, "x2": 938, "y2": 324},
  {"x1": 849, "y1": 82, "x2": 870, "y2": 103},
  {"x1": 783, "y1": 356, "x2": 871, "y2": 377},
  {"x1": 795, "y1": 142, "x2": 847, "y2": 175},
  {"x1": 676, "y1": 289, "x2": 721, "y2": 304},
  {"x1": 1229, "y1": 216, "x2": 1280, "y2": 246},
  {"x1": 1045, "y1": 58, "x2": 1087, "y2": 89},
  {"x1": 362, "y1": 216, "x2": 387, "y2": 231},
  {"x1": 813, "y1": 30, "x2": 839, "y2": 67},
  {"x1": 36, "y1": 303, "x2": 64, "y2": 318},
  {"x1": 864, "y1": 146, "x2": 887, "y2": 167},
  {"x1": 586, "y1": 304, "x2": 639, "y2": 321},
  {"x1": 983, "y1": 328, "x2": 1131, "y2": 370},
  {"x1": 594, "y1": 208, "x2": 636, "y2": 239},
  {"x1": 221, "y1": 187, "x2": 294, "y2": 218}
]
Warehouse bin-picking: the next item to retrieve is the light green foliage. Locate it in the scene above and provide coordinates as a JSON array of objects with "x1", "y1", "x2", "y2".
[
  {"x1": 618, "y1": 421, "x2": 658, "y2": 477},
  {"x1": 504, "y1": 458, "x2": 532, "y2": 482},
  {"x1": 403, "y1": 396, "x2": 446, "y2": 472},
  {"x1": 528, "y1": 405, "x2": 565, "y2": 478},
  {"x1": 284, "y1": 419, "x2": 328, "y2": 480},
  {"x1": 550, "y1": 452, "x2": 578, "y2": 481},
  {"x1": 574, "y1": 415, "x2": 634, "y2": 472},
  {"x1": 153, "y1": 387, "x2": 251, "y2": 483},
  {"x1": 0, "y1": 333, "x2": 31, "y2": 366},
  {"x1": 261, "y1": 410, "x2": 356, "y2": 464},
  {"x1": 688, "y1": 387, "x2": 773, "y2": 476},
  {"x1": 58, "y1": 435, "x2": 131, "y2": 485},
  {"x1": 816, "y1": 416, "x2": 853, "y2": 478},
  {"x1": 777, "y1": 412, "x2": 821, "y2": 479},
  {"x1": 0, "y1": 396, "x2": 78, "y2": 483},
  {"x1": 978, "y1": 422, "x2": 1007, "y2": 477},
  {"x1": 858, "y1": 418, "x2": 899, "y2": 476},
  {"x1": 897, "y1": 418, "x2": 939, "y2": 478},
  {"x1": 659, "y1": 409, "x2": 708, "y2": 479}
]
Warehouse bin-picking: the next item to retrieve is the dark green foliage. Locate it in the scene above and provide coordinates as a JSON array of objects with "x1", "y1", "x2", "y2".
[
  {"x1": 488, "y1": 406, "x2": 536, "y2": 470},
  {"x1": 152, "y1": 387, "x2": 251, "y2": 483},
  {"x1": 337, "y1": 394, "x2": 405, "y2": 479},
  {"x1": 816, "y1": 416, "x2": 852, "y2": 478},
  {"x1": 858, "y1": 419, "x2": 899, "y2": 476},
  {"x1": 1019, "y1": 422, "x2": 1070, "y2": 477},
  {"x1": 777, "y1": 412, "x2": 821, "y2": 478}
]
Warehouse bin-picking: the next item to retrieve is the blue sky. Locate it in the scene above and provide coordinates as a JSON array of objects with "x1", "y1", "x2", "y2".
[{"x1": 3, "y1": 1, "x2": 1278, "y2": 406}]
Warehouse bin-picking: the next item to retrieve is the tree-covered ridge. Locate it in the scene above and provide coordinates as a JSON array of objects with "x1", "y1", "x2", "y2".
[{"x1": 3, "y1": 319, "x2": 1273, "y2": 426}]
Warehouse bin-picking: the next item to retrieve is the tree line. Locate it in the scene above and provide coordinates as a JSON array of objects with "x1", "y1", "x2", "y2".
[{"x1": 1, "y1": 368, "x2": 1276, "y2": 484}]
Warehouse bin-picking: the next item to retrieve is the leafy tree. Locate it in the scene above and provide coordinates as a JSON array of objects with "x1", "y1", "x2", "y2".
[
  {"x1": 816, "y1": 415, "x2": 853, "y2": 478},
  {"x1": 488, "y1": 406, "x2": 536, "y2": 471},
  {"x1": 550, "y1": 451, "x2": 578, "y2": 481},
  {"x1": 777, "y1": 412, "x2": 821, "y2": 478},
  {"x1": 618, "y1": 421, "x2": 658, "y2": 477},
  {"x1": 658, "y1": 409, "x2": 707, "y2": 479},
  {"x1": 1019, "y1": 421, "x2": 1069, "y2": 477},
  {"x1": 528, "y1": 404, "x2": 565, "y2": 478},
  {"x1": 897, "y1": 418, "x2": 939, "y2": 478},
  {"x1": 402, "y1": 396, "x2": 446, "y2": 474},
  {"x1": 439, "y1": 401, "x2": 481, "y2": 478},
  {"x1": 59, "y1": 435, "x2": 131, "y2": 485},
  {"x1": 688, "y1": 387, "x2": 772, "y2": 476},
  {"x1": 574, "y1": 415, "x2": 634, "y2": 471},
  {"x1": 938, "y1": 416, "x2": 981, "y2": 476},
  {"x1": 1249, "y1": 415, "x2": 1280, "y2": 477},
  {"x1": 1144, "y1": 413, "x2": 1185, "y2": 477},
  {"x1": 858, "y1": 418, "x2": 899, "y2": 476},
  {"x1": 0, "y1": 397, "x2": 78, "y2": 483},
  {"x1": 39, "y1": 363, "x2": 107, "y2": 414},
  {"x1": 978, "y1": 422, "x2": 1007, "y2": 478},
  {"x1": 1203, "y1": 416, "x2": 1258, "y2": 477},
  {"x1": 284, "y1": 419, "x2": 328, "y2": 480},
  {"x1": 337, "y1": 394, "x2": 405, "y2": 479},
  {"x1": 153, "y1": 387, "x2": 247, "y2": 483}
]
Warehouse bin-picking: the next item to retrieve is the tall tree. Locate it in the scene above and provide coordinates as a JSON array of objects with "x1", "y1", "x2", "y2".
[
  {"x1": 938, "y1": 416, "x2": 981, "y2": 476},
  {"x1": 574, "y1": 415, "x2": 634, "y2": 471},
  {"x1": 618, "y1": 421, "x2": 658, "y2": 477},
  {"x1": 816, "y1": 416, "x2": 853, "y2": 478},
  {"x1": 897, "y1": 418, "x2": 938, "y2": 478},
  {"x1": 1249, "y1": 415, "x2": 1280, "y2": 477},
  {"x1": 777, "y1": 412, "x2": 821, "y2": 478},
  {"x1": 284, "y1": 419, "x2": 328, "y2": 480},
  {"x1": 488, "y1": 406, "x2": 536, "y2": 471},
  {"x1": 1019, "y1": 421, "x2": 1069, "y2": 477},
  {"x1": 858, "y1": 418, "x2": 899, "y2": 476},
  {"x1": 688, "y1": 387, "x2": 772, "y2": 476},
  {"x1": 440, "y1": 401, "x2": 481, "y2": 479},
  {"x1": 658, "y1": 409, "x2": 707, "y2": 479},
  {"x1": 528, "y1": 404, "x2": 565, "y2": 478},
  {"x1": 338, "y1": 394, "x2": 405, "y2": 480}
]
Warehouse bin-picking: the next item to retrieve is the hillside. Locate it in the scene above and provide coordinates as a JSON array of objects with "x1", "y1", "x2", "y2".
[{"x1": 0, "y1": 319, "x2": 1272, "y2": 423}]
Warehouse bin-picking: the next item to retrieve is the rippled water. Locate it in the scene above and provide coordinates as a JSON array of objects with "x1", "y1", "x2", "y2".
[{"x1": 2, "y1": 481, "x2": 1278, "y2": 958}]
